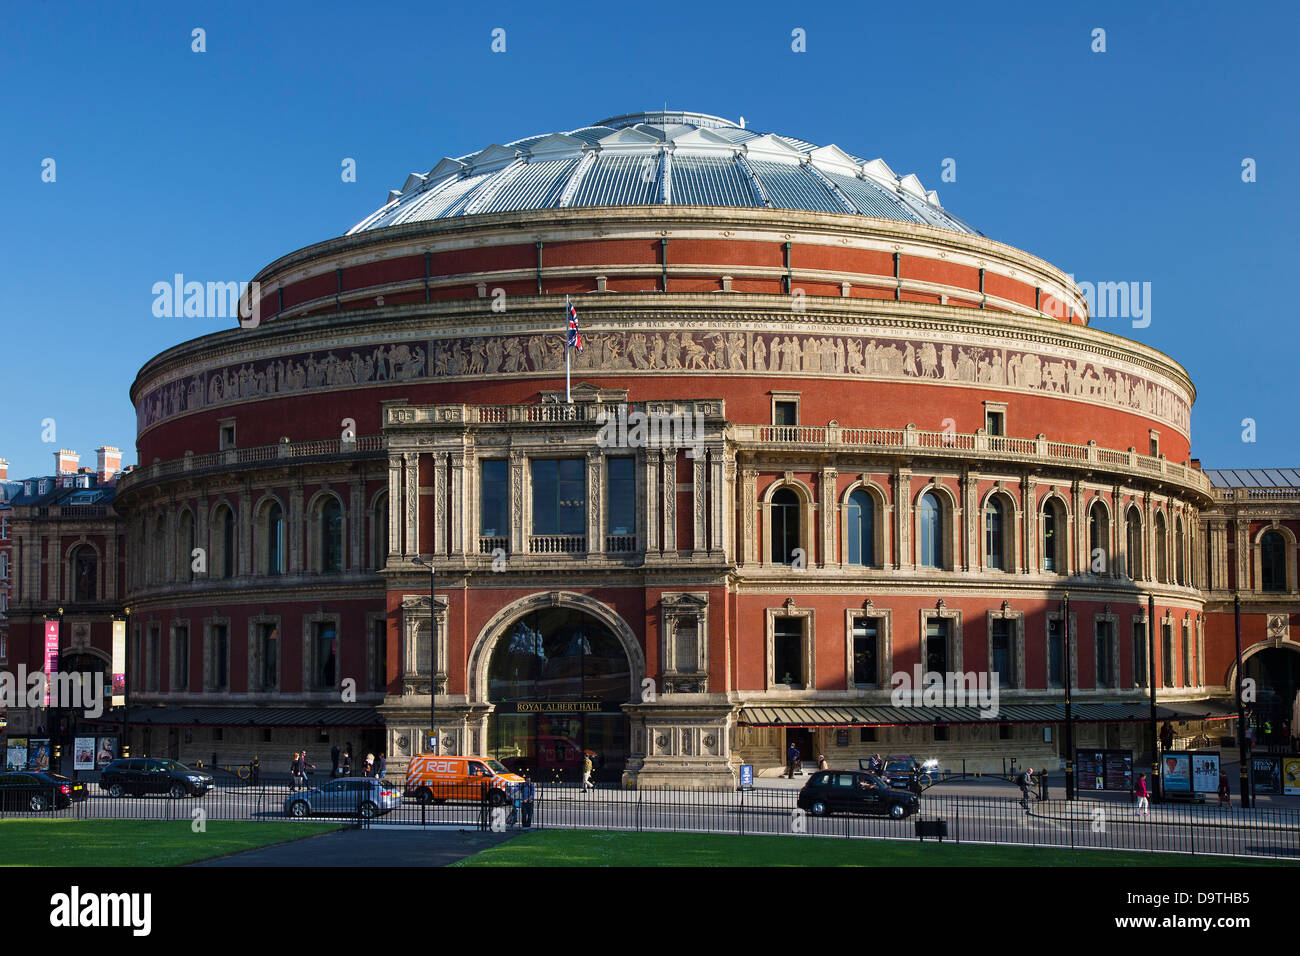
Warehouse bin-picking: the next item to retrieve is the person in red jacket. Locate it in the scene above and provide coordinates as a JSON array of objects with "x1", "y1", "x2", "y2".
[
  {"x1": 1218, "y1": 771, "x2": 1231, "y2": 810},
  {"x1": 1134, "y1": 773, "x2": 1150, "y2": 816}
]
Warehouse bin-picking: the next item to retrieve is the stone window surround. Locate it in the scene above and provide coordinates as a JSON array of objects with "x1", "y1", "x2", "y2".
[
  {"x1": 765, "y1": 602, "x2": 815, "y2": 692},
  {"x1": 839, "y1": 478, "x2": 889, "y2": 568},
  {"x1": 401, "y1": 593, "x2": 449, "y2": 694},
  {"x1": 986, "y1": 605, "x2": 1025, "y2": 690},
  {"x1": 1086, "y1": 494, "x2": 1113, "y2": 577},
  {"x1": 844, "y1": 602, "x2": 892, "y2": 690},
  {"x1": 1043, "y1": 607, "x2": 1078, "y2": 690},
  {"x1": 218, "y1": 417, "x2": 236, "y2": 450},
  {"x1": 979, "y1": 485, "x2": 1020, "y2": 573},
  {"x1": 769, "y1": 390, "x2": 801, "y2": 425},
  {"x1": 761, "y1": 475, "x2": 816, "y2": 566},
  {"x1": 1092, "y1": 607, "x2": 1121, "y2": 690},
  {"x1": 1037, "y1": 490, "x2": 1071, "y2": 575},
  {"x1": 659, "y1": 591, "x2": 709, "y2": 691},
  {"x1": 64, "y1": 537, "x2": 102, "y2": 604},
  {"x1": 303, "y1": 610, "x2": 342, "y2": 693},
  {"x1": 307, "y1": 488, "x2": 348, "y2": 573},
  {"x1": 1160, "y1": 612, "x2": 1177, "y2": 688},
  {"x1": 203, "y1": 614, "x2": 232, "y2": 693},
  {"x1": 365, "y1": 610, "x2": 388, "y2": 693},
  {"x1": 913, "y1": 480, "x2": 958, "y2": 571},
  {"x1": 252, "y1": 494, "x2": 287, "y2": 576},
  {"x1": 983, "y1": 400, "x2": 1009, "y2": 434},
  {"x1": 1253, "y1": 522, "x2": 1299, "y2": 593},
  {"x1": 1131, "y1": 610, "x2": 1150, "y2": 689},
  {"x1": 209, "y1": 499, "x2": 238, "y2": 580},
  {"x1": 369, "y1": 488, "x2": 389, "y2": 571},
  {"x1": 1181, "y1": 614, "x2": 1195, "y2": 688},
  {"x1": 247, "y1": 613, "x2": 282, "y2": 693},
  {"x1": 919, "y1": 604, "x2": 964, "y2": 675},
  {"x1": 169, "y1": 618, "x2": 191, "y2": 692}
]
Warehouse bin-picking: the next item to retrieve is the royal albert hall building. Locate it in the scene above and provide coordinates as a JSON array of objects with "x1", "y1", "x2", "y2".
[{"x1": 109, "y1": 110, "x2": 1258, "y2": 787}]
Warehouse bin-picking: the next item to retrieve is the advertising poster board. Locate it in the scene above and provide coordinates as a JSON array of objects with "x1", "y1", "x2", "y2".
[
  {"x1": 96, "y1": 736, "x2": 118, "y2": 768},
  {"x1": 74, "y1": 736, "x2": 96, "y2": 771},
  {"x1": 1191, "y1": 753, "x2": 1220, "y2": 793},
  {"x1": 1284, "y1": 756, "x2": 1300, "y2": 796},
  {"x1": 1162, "y1": 752, "x2": 1192, "y2": 792},
  {"x1": 1074, "y1": 750, "x2": 1133, "y2": 791},
  {"x1": 5, "y1": 738, "x2": 28, "y2": 771},
  {"x1": 111, "y1": 619, "x2": 126, "y2": 707},
  {"x1": 43, "y1": 620, "x2": 59, "y2": 705},
  {"x1": 26, "y1": 738, "x2": 50, "y2": 772}
]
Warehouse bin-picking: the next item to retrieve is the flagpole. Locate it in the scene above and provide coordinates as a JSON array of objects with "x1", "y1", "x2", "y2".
[{"x1": 565, "y1": 296, "x2": 572, "y2": 404}]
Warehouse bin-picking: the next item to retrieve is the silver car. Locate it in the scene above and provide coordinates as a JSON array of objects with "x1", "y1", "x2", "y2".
[{"x1": 284, "y1": 778, "x2": 401, "y2": 819}]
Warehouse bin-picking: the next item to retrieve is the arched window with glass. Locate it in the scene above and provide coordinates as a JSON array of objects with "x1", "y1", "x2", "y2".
[
  {"x1": 1154, "y1": 512, "x2": 1168, "y2": 583},
  {"x1": 265, "y1": 501, "x2": 284, "y2": 575},
  {"x1": 1175, "y1": 517, "x2": 1186, "y2": 586},
  {"x1": 1042, "y1": 498, "x2": 1066, "y2": 573},
  {"x1": 213, "y1": 504, "x2": 236, "y2": 579},
  {"x1": 770, "y1": 488, "x2": 800, "y2": 566},
  {"x1": 846, "y1": 489, "x2": 875, "y2": 567},
  {"x1": 372, "y1": 492, "x2": 389, "y2": 571},
  {"x1": 984, "y1": 496, "x2": 1006, "y2": 570},
  {"x1": 70, "y1": 545, "x2": 97, "y2": 602},
  {"x1": 178, "y1": 510, "x2": 195, "y2": 582},
  {"x1": 1088, "y1": 501, "x2": 1109, "y2": 575},
  {"x1": 152, "y1": 515, "x2": 167, "y2": 585},
  {"x1": 918, "y1": 492, "x2": 943, "y2": 569},
  {"x1": 1126, "y1": 508, "x2": 1143, "y2": 580},
  {"x1": 1261, "y1": 531, "x2": 1287, "y2": 592},
  {"x1": 320, "y1": 497, "x2": 344, "y2": 573}
]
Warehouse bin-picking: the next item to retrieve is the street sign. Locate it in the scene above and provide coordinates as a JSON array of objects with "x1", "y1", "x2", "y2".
[{"x1": 739, "y1": 763, "x2": 754, "y2": 789}]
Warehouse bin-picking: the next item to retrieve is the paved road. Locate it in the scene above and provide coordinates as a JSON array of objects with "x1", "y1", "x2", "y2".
[{"x1": 193, "y1": 828, "x2": 519, "y2": 867}]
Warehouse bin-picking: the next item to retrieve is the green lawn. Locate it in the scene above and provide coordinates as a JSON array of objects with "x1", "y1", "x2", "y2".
[
  {"x1": 454, "y1": 829, "x2": 1291, "y2": 867},
  {"x1": 0, "y1": 820, "x2": 340, "y2": 866}
]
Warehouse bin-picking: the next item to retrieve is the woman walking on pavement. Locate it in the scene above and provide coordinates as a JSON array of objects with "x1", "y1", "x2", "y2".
[{"x1": 1135, "y1": 773, "x2": 1150, "y2": 816}]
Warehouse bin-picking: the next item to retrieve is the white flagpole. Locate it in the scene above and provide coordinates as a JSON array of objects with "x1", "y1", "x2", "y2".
[{"x1": 565, "y1": 296, "x2": 572, "y2": 404}]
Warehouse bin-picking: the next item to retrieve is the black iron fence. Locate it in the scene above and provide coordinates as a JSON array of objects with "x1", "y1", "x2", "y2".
[{"x1": 3, "y1": 779, "x2": 1298, "y2": 860}]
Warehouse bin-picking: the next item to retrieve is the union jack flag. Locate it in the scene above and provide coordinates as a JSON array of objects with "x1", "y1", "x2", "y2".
[{"x1": 566, "y1": 299, "x2": 582, "y2": 352}]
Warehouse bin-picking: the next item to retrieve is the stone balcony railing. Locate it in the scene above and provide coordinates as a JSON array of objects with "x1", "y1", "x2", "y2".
[
  {"x1": 736, "y1": 422, "x2": 1212, "y2": 496},
  {"x1": 1211, "y1": 485, "x2": 1300, "y2": 502}
]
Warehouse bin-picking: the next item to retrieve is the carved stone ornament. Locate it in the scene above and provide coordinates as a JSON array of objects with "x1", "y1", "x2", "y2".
[
  {"x1": 1267, "y1": 614, "x2": 1289, "y2": 641},
  {"x1": 783, "y1": 597, "x2": 796, "y2": 610}
]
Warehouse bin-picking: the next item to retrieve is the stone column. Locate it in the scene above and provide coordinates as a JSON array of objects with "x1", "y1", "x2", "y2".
[
  {"x1": 349, "y1": 476, "x2": 364, "y2": 570},
  {"x1": 740, "y1": 466, "x2": 757, "y2": 565},
  {"x1": 895, "y1": 467, "x2": 912, "y2": 570},
  {"x1": 720, "y1": 457, "x2": 736, "y2": 559},
  {"x1": 509, "y1": 451, "x2": 526, "y2": 555},
  {"x1": 1070, "y1": 480, "x2": 1085, "y2": 576},
  {"x1": 386, "y1": 456, "x2": 402, "y2": 560},
  {"x1": 1022, "y1": 475, "x2": 1038, "y2": 572},
  {"x1": 819, "y1": 465, "x2": 837, "y2": 568},
  {"x1": 587, "y1": 448, "x2": 604, "y2": 555},
  {"x1": 238, "y1": 481, "x2": 252, "y2": 577},
  {"x1": 641, "y1": 448, "x2": 658, "y2": 553},
  {"x1": 450, "y1": 453, "x2": 467, "y2": 555},
  {"x1": 961, "y1": 468, "x2": 976, "y2": 572},
  {"x1": 691, "y1": 453, "x2": 706, "y2": 556},
  {"x1": 1234, "y1": 517, "x2": 1249, "y2": 590},
  {"x1": 662, "y1": 451, "x2": 677, "y2": 552},
  {"x1": 433, "y1": 452, "x2": 448, "y2": 555},
  {"x1": 403, "y1": 452, "x2": 418, "y2": 560},
  {"x1": 197, "y1": 499, "x2": 212, "y2": 576}
]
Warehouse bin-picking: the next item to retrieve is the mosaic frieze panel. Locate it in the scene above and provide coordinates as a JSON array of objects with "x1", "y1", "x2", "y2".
[{"x1": 137, "y1": 328, "x2": 1191, "y2": 435}]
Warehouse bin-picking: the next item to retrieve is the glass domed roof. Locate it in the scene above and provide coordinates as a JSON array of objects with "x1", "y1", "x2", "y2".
[{"x1": 347, "y1": 111, "x2": 979, "y2": 236}]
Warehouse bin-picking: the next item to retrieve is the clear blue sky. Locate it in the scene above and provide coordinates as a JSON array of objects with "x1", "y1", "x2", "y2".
[{"x1": 2, "y1": 0, "x2": 1294, "y2": 479}]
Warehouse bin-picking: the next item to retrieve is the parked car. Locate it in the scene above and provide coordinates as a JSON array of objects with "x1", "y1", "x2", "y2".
[
  {"x1": 798, "y1": 770, "x2": 919, "y2": 819},
  {"x1": 285, "y1": 778, "x2": 401, "y2": 819},
  {"x1": 874, "y1": 754, "x2": 940, "y2": 794},
  {"x1": 0, "y1": 771, "x2": 89, "y2": 811},
  {"x1": 98, "y1": 758, "x2": 214, "y2": 798}
]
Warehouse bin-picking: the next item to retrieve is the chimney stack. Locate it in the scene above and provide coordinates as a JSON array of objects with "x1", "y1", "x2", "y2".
[
  {"x1": 55, "y1": 449, "x2": 79, "y2": 476},
  {"x1": 96, "y1": 446, "x2": 122, "y2": 482},
  {"x1": 0, "y1": 458, "x2": 7, "y2": 480}
]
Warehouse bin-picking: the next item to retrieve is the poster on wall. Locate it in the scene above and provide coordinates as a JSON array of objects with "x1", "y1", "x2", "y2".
[
  {"x1": 95, "y1": 737, "x2": 117, "y2": 768},
  {"x1": 43, "y1": 620, "x2": 59, "y2": 705},
  {"x1": 111, "y1": 619, "x2": 126, "y2": 707},
  {"x1": 5, "y1": 738, "x2": 28, "y2": 771},
  {"x1": 1252, "y1": 755, "x2": 1281, "y2": 793},
  {"x1": 74, "y1": 736, "x2": 96, "y2": 771},
  {"x1": 1190, "y1": 753, "x2": 1220, "y2": 793},
  {"x1": 1162, "y1": 752, "x2": 1192, "y2": 792},
  {"x1": 1283, "y1": 757, "x2": 1300, "y2": 796},
  {"x1": 26, "y1": 738, "x2": 50, "y2": 772}
]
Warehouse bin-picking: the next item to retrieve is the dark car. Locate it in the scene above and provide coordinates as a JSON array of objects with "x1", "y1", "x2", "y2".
[
  {"x1": 798, "y1": 770, "x2": 919, "y2": 819},
  {"x1": 98, "y1": 758, "x2": 214, "y2": 798},
  {"x1": 0, "y1": 771, "x2": 89, "y2": 811},
  {"x1": 871, "y1": 754, "x2": 940, "y2": 794}
]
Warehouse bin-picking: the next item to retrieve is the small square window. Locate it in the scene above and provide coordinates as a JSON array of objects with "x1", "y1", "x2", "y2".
[
  {"x1": 219, "y1": 422, "x2": 236, "y2": 450},
  {"x1": 774, "y1": 401, "x2": 798, "y2": 427},
  {"x1": 859, "y1": 727, "x2": 877, "y2": 743},
  {"x1": 999, "y1": 723, "x2": 1013, "y2": 741},
  {"x1": 1148, "y1": 432, "x2": 1160, "y2": 457},
  {"x1": 985, "y1": 410, "x2": 1005, "y2": 436},
  {"x1": 933, "y1": 725, "x2": 950, "y2": 742}
]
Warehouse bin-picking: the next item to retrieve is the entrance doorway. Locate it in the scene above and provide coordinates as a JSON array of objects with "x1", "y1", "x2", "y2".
[
  {"x1": 486, "y1": 605, "x2": 632, "y2": 783},
  {"x1": 786, "y1": 728, "x2": 815, "y2": 773},
  {"x1": 1244, "y1": 647, "x2": 1300, "y2": 741}
]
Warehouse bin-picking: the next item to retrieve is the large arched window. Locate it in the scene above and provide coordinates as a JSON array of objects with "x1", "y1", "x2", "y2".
[
  {"x1": 846, "y1": 489, "x2": 875, "y2": 567},
  {"x1": 152, "y1": 515, "x2": 166, "y2": 585},
  {"x1": 1154, "y1": 512, "x2": 1168, "y2": 583},
  {"x1": 321, "y1": 497, "x2": 344, "y2": 572},
  {"x1": 213, "y1": 504, "x2": 236, "y2": 579},
  {"x1": 1262, "y1": 531, "x2": 1287, "y2": 592},
  {"x1": 984, "y1": 497, "x2": 1007, "y2": 570},
  {"x1": 1042, "y1": 498, "x2": 1066, "y2": 573},
  {"x1": 371, "y1": 492, "x2": 388, "y2": 571},
  {"x1": 70, "y1": 545, "x2": 97, "y2": 602},
  {"x1": 919, "y1": 492, "x2": 943, "y2": 569},
  {"x1": 1175, "y1": 517, "x2": 1186, "y2": 586},
  {"x1": 1126, "y1": 508, "x2": 1143, "y2": 580},
  {"x1": 770, "y1": 488, "x2": 800, "y2": 566},
  {"x1": 265, "y1": 501, "x2": 284, "y2": 575},
  {"x1": 1089, "y1": 501, "x2": 1109, "y2": 575}
]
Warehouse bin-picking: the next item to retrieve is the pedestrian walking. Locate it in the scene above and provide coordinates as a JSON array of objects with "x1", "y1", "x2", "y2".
[
  {"x1": 1135, "y1": 773, "x2": 1150, "y2": 816},
  {"x1": 869, "y1": 753, "x2": 884, "y2": 775},
  {"x1": 581, "y1": 752, "x2": 594, "y2": 792},
  {"x1": 520, "y1": 774, "x2": 535, "y2": 827},
  {"x1": 330, "y1": 744, "x2": 340, "y2": 778},
  {"x1": 300, "y1": 750, "x2": 316, "y2": 787},
  {"x1": 785, "y1": 742, "x2": 801, "y2": 779},
  {"x1": 341, "y1": 745, "x2": 353, "y2": 777},
  {"x1": 1017, "y1": 767, "x2": 1035, "y2": 811},
  {"x1": 290, "y1": 751, "x2": 302, "y2": 791},
  {"x1": 1218, "y1": 770, "x2": 1231, "y2": 810},
  {"x1": 817, "y1": 753, "x2": 829, "y2": 771},
  {"x1": 363, "y1": 753, "x2": 374, "y2": 778},
  {"x1": 375, "y1": 752, "x2": 387, "y2": 781},
  {"x1": 1038, "y1": 767, "x2": 1048, "y2": 801},
  {"x1": 1160, "y1": 720, "x2": 1174, "y2": 752}
]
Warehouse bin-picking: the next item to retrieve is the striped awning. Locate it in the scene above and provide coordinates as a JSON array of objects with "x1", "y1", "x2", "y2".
[{"x1": 739, "y1": 699, "x2": 1238, "y2": 727}]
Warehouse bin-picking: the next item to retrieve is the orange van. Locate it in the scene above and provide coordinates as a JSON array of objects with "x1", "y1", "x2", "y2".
[{"x1": 404, "y1": 755, "x2": 524, "y2": 806}]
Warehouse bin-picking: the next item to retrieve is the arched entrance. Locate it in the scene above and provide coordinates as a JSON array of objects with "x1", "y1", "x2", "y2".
[
  {"x1": 484, "y1": 604, "x2": 633, "y2": 783},
  {"x1": 1244, "y1": 646, "x2": 1300, "y2": 724}
]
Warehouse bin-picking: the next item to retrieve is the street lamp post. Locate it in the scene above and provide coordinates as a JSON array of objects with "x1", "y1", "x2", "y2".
[
  {"x1": 121, "y1": 606, "x2": 131, "y2": 758},
  {"x1": 411, "y1": 556, "x2": 436, "y2": 755},
  {"x1": 1148, "y1": 592, "x2": 1160, "y2": 803},
  {"x1": 1234, "y1": 592, "x2": 1250, "y2": 808},
  {"x1": 1063, "y1": 591, "x2": 1074, "y2": 801}
]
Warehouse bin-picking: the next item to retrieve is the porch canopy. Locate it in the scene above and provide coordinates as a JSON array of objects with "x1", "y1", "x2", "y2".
[{"x1": 738, "y1": 699, "x2": 1238, "y2": 728}]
